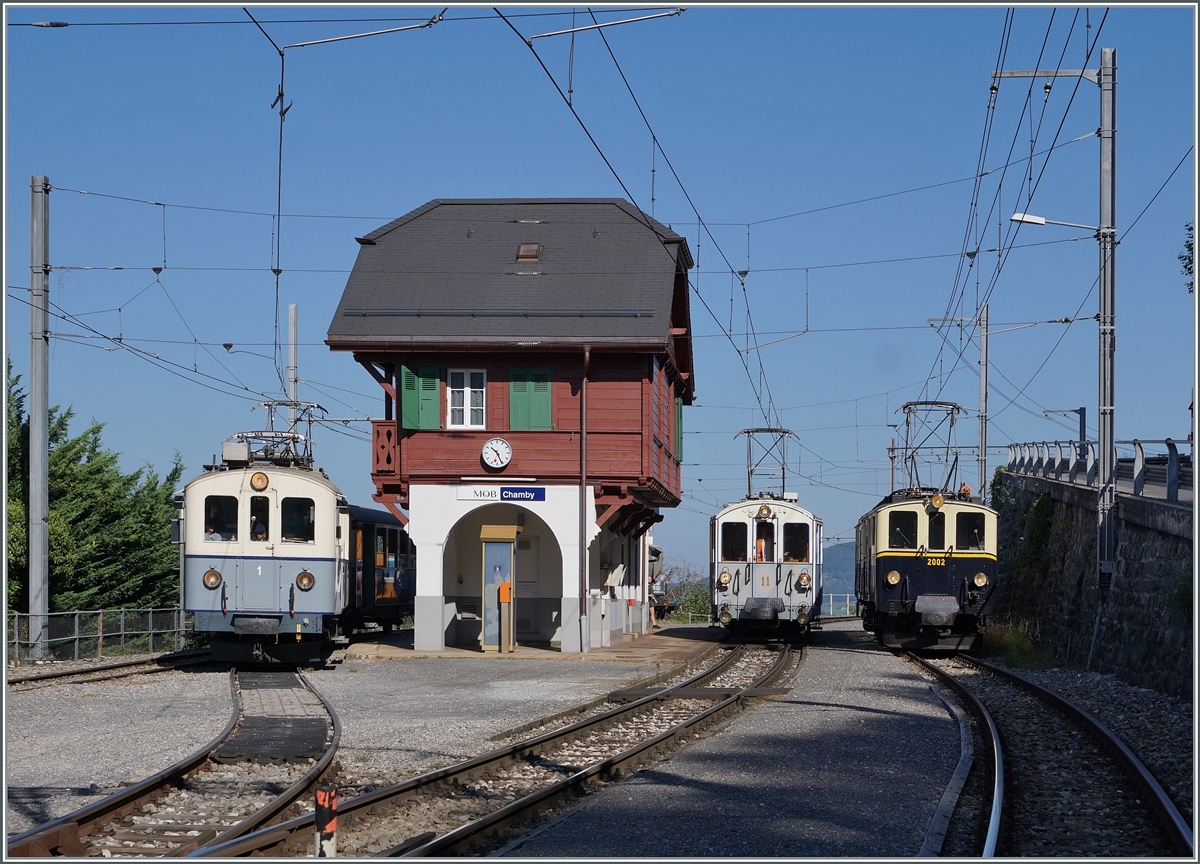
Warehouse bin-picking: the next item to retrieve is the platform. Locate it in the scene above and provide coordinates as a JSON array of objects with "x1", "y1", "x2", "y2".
[{"x1": 343, "y1": 622, "x2": 724, "y2": 666}]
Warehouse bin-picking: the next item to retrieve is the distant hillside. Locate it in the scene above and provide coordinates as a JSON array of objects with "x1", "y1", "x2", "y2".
[{"x1": 822, "y1": 541, "x2": 855, "y2": 595}]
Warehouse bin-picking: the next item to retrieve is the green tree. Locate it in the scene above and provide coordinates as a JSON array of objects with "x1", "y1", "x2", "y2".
[
  {"x1": 6, "y1": 362, "x2": 184, "y2": 611},
  {"x1": 7, "y1": 360, "x2": 29, "y2": 607},
  {"x1": 1181, "y1": 220, "x2": 1193, "y2": 294},
  {"x1": 660, "y1": 558, "x2": 712, "y2": 620}
]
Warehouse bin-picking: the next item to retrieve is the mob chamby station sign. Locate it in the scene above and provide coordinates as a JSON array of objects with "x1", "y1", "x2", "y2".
[{"x1": 457, "y1": 486, "x2": 547, "y2": 502}]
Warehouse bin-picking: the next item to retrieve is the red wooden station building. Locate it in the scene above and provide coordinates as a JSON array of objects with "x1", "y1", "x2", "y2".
[{"x1": 327, "y1": 198, "x2": 694, "y2": 652}]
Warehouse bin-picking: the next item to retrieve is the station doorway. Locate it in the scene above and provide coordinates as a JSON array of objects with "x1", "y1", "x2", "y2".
[{"x1": 442, "y1": 504, "x2": 563, "y2": 647}]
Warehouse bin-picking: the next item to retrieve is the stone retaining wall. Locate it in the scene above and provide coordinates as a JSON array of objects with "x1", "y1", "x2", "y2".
[{"x1": 992, "y1": 470, "x2": 1192, "y2": 699}]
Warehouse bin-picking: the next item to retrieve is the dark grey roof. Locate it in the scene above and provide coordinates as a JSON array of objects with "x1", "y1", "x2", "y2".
[{"x1": 326, "y1": 199, "x2": 692, "y2": 348}]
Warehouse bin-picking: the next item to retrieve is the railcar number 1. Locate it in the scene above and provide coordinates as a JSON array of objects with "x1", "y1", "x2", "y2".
[
  {"x1": 761, "y1": 576, "x2": 770, "y2": 587},
  {"x1": 928, "y1": 558, "x2": 946, "y2": 566}
]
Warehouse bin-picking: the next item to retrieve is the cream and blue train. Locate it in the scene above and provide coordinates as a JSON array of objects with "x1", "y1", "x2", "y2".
[
  {"x1": 179, "y1": 429, "x2": 413, "y2": 663},
  {"x1": 710, "y1": 493, "x2": 823, "y2": 636},
  {"x1": 855, "y1": 487, "x2": 996, "y2": 650}
]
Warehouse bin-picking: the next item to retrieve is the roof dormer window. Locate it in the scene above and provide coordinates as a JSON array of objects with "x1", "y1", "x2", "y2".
[{"x1": 517, "y1": 243, "x2": 542, "y2": 261}]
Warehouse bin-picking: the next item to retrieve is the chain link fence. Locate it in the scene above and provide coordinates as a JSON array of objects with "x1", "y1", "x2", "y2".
[{"x1": 7, "y1": 607, "x2": 201, "y2": 663}]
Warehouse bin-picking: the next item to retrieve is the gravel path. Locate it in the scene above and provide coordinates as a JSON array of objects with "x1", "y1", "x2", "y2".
[
  {"x1": 309, "y1": 656, "x2": 665, "y2": 790},
  {"x1": 506, "y1": 620, "x2": 961, "y2": 857},
  {"x1": 5, "y1": 668, "x2": 234, "y2": 835}
]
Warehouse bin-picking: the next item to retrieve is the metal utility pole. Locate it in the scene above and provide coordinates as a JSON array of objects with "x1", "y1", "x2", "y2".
[
  {"x1": 28, "y1": 176, "x2": 50, "y2": 660},
  {"x1": 889, "y1": 437, "x2": 896, "y2": 493},
  {"x1": 1096, "y1": 48, "x2": 1117, "y2": 600},
  {"x1": 978, "y1": 302, "x2": 988, "y2": 500},
  {"x1": 1044, "y1": 407, "x2": 1087, "y2": 446},
  {"x1": 287, "y1": 303, "x2": 298, "y2": 433},
  {"x1": 995, "y1": 48, "x2": 1117, "y2": 599}
]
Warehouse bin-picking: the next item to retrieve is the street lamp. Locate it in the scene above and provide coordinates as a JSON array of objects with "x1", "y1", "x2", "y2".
[{"x1": 1010, "y1": 213, "x2": 1099, "y2": 232}]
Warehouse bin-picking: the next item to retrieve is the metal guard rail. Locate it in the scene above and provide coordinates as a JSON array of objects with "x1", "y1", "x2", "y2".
[{"x1": 1006, "y1": 438, "x2": 1192, "y2": 502}]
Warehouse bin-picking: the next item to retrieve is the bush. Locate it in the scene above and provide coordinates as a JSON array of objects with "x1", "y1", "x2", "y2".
[{"x1": 980, "y1": 621, "x2": 1055, "y2": 669}]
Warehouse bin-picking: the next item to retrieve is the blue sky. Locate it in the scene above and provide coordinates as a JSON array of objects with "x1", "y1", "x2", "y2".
[{"x1": 4, "y1": 4, "x2": 1196, "y2": 571}]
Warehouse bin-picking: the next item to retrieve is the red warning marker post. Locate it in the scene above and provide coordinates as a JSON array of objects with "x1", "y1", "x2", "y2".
[{"x1": 314, "y1": 784, "x2": 337, "y2": 857}]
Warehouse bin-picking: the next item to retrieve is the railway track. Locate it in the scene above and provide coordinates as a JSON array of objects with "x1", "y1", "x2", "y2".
[
  {"x1": 6, "y1": 651, "x2": 213, "y2": 692},
  {"x1": 6, "y1": 669, "x2": 339, "y2": 858},
  {"x1": 909, "y1": 652, "x2": 1192, "y2": 858},
  {"x1": 191, "y1": 643, "x2": 800, "y2": 857}
]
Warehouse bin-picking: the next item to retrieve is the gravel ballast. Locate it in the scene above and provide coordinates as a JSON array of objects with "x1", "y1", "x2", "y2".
[
  {"x1": 5, "y1": 668, "x2": 234, "y2": 835},
  {"x1": 4, "y1": 654, "x2": 665, "y2": 839},
  {"x1": 506, "y1": 620, "x2": 961, "y2": 857}
]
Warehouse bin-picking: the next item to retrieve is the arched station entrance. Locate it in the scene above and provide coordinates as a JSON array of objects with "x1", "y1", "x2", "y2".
[{"x1": 440, "y1": 504, "x2": 564, "y2": 647}]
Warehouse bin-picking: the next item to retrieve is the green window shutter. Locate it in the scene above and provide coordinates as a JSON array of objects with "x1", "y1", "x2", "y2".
[
  {"x1": 675, "y1": 397, "x2": 683, "y2": 461},
  {"x1": 530, "y1": 368, "x2": 552, "y2": 430},
  {"x1": 509, "y1": 369, "x2": 530, "y2": 430},
  {"x1": 417, "y1": 366, "x2": 441, "y2": 429},
  {"x1": 400, "y1": 365, "x2": 419, "y2": 430}
]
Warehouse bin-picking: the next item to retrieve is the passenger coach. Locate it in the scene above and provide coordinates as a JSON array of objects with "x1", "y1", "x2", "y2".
[{"x1": 855, "y1": 488, "x2": 996, "y2": 649}]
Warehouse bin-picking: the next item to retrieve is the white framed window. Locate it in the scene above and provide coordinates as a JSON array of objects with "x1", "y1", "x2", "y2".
[{"x1": 448, "y1": 369, "x2": 486, "y2": 428}]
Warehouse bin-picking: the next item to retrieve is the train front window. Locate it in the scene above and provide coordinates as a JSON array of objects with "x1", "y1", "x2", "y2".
[
  {"x1": 720, "y1": 522, "x2": 747, "y2": 561},
  {"x1": 956, "y1": 512, "x2": 986, "y2": 550},
  {"x1": 783, "y1": 523, "x2": 809, "y2": 562},
  {"x1": 755, "y1": 522, "x2": 775, "y2": 563},
  {"x1": 249, "y1": 495, "x2": 270, "y2": 541},
  {"x1": 282, "y1": 497, "x2": 315, "y2": 542},
  {"x1": 889, "y1": 511, "x2": 918, "y2": 549},
  {"x1": 204, "y1": 495, "x2": 237, "y2": 541},
  {"x1": 928, "y1": 511, "x2": 946, "y2": 550}
]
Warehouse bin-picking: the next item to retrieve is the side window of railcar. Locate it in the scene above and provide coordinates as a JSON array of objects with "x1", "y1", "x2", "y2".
[
  {"x1": 755, "y1": 522, "x2": 775, "y2": 563},
  {"x1": 928, "y1": 511, "x2": 946, "y2": 550},
  {"x1": 888, "y1": 511, "x2": 918, "y2": 549},
  {"x1": 204, "y1": 495, "x2": 238, "y2": 541},
  {"x1": 282, "y1": 497, "x2": 315, "y2": 542},
  {"x1": 956, "y1": 512, "x2": 986, "y2": 550},
  {"x1": 720, "y1": 522, "x2": 747, "y2": 561},
  {"x1": 250, "y1": 495, "x2": 270, "y2": 541},
  {"x1": 783, "y1": 523, "x2": 810, "y2": 563}
]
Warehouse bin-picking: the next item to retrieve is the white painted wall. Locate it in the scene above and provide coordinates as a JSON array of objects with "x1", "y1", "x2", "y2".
[{"x1": 407, "y1": 483, "x2": 599, "y2": 651}]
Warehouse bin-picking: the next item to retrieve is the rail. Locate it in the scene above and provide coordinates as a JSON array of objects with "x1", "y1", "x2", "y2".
[
  {"x1": 1006, "y1": 438, "x2": 1192, "y2": 502},
  {"x1": 961, "y1": 655, "x2": 1193, "y2": 857},
  {"x1": 7, "y1": 606, "x2": 200, "y2": 664},
  {"x1": 904, "y1": 653, "x2": 1002, "y2": 857},
  {"x1": 191, "y1": 645, "x2": 788, "y2": 857}
]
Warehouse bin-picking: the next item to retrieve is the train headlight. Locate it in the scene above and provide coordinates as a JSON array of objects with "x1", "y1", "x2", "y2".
[
  {"x1": 758, "y1": 504, "x2": 772, "y2": 518},
  {"x1": 250, "y1": 471, "x2": 269, "y2": 491},
  {"x1": 798, "y1": 571, "x2": 812, "y2": 589},
  {"x1": 930, "y1": 493, "x2": 945, "y2": 509},
  {"x1": 718, "y1": 570, "x2": 732, "y2": 588},
  {"x1": 885, "y1": 570, "x2": 901, "y2": 588},
  {"x1": 202, "y1": 569, "x2": 223, "y2": 590},
  {"x1": 296, "y1": 570, "x2": 316, "y2": 592},
  {"x1": 719, "y1": 604, "x2": 733, "y2": 625},
  {"x1": 973, "y1": 572, "x2": 989, "y2": 588}
]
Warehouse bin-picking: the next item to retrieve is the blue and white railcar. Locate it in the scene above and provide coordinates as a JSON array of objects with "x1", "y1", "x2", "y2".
[
  {"x1": 182, "y1": 451, "x2": 351, "y2": 663},
  {"x1": 180, "y1": 411, "x2": 415, "y2": 663},
  {"x1": 710, "y1": 493, "x2": 823, "y2": 635}
]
